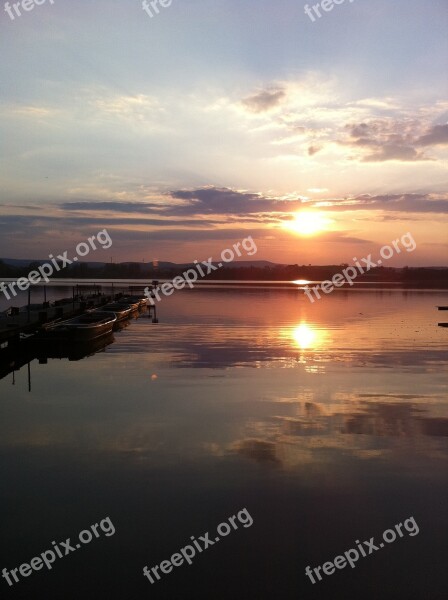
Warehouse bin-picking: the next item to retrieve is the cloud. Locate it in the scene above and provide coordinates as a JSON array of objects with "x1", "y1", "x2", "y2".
[
  {"x1": 61, "y1": 201, "x2": 164, "y2": 213},
  {"x1": 345, "y1": 120, "x2": 422, "y2": 161},
  {"x1": 415, "y1": 124, "x2": 448, "y2": 146},
  {"x1": 308, "y1": 146, "x2": 321, "y2": 156},
  {"x1": 326, "y1": 193, "x2": 448, "y2": 214},
  {"x1": 235, "y1": 83, "x2": 447, "y2": 168},
  {"x1": 60, "y1": 189, "x2": 298, "y2": 218},
  {"x1": 0, "y1": 204, "x2": 43, "y2": 211},
  {"x1": 351, "y1": 123, "x2": 370, "y2": 138},
  {"x1": 58, "y1": 188, "x2": 448, "y2": 219},
  {"x1": 168, "y1": 187, "x2": 303, "y2": 216},
  {"x1": 168, "y1": 188, "x2": 448, "y2": 216},
  {"x1": 241, "y1": 89, "x2": 286, "y2": 113},
  {"x1": 2, "y1": 188, "x2": 447, "y2": 262},
  {"x1": 344, "y1": 120, "x2": 448, "y2": 162},
  {"x1": 362, "y1": 144, "x2": 426, "y2": 162},
  {"x1": 0, "y1": 213, "x2": 218, "y2": 229}
]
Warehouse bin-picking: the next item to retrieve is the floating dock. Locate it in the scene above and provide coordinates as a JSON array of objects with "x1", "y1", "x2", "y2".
[
  {"x1": 0, "y1": 293, "x2": 113, "y2": 347},
  {"x1": 0, "y1": 284, "x2": 159, "y2": 382}
]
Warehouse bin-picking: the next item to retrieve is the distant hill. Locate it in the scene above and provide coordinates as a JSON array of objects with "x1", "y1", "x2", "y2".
[
  {"x1": 0, "y1": 258, "x2": 278, "y2": 270},
  {"x1": 1, "y1": 258, "x2": 447, "y2": 288},
  {"x1": 0, "y1": 258, "x2": 116, "y2": 269}
]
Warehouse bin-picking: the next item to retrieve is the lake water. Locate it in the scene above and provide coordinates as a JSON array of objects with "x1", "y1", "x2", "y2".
[{"x1": 0, "y1": 285, "x2": 447, "y2": 599}]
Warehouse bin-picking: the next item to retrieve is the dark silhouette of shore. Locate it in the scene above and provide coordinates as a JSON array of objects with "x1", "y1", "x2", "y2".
[{"x1": 1, "y1": 259, "x2": 447, "y2": 288}]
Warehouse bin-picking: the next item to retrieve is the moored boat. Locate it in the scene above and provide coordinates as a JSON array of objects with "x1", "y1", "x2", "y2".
[
  {"x1": 40, "y1": 312, "x2": 116, "y2": 342},
  {"x1": 115, "y1": 298, "x2": 141, "y2": 312},
  {"x1": 121, "y1": 295, "x2": 148, "y2": 307},
  {"x1": 96, "y1": 303, "x2": 133, "y2": 322}
]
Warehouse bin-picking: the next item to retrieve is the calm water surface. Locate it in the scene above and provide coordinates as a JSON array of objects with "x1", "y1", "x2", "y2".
[{"x1": 1, "y1": 287, "x2": 447, "y2": 599}]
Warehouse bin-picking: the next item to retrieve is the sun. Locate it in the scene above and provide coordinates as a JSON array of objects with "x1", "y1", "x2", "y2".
[{"x1": 286, "y1": 211, "x2": 330, "y2": 236}]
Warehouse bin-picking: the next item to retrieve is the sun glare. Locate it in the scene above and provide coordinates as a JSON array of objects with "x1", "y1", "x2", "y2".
[
  {"x1": 292, "y1": 323, "x2": 316, "y2": 349},
  {"x1": 293, "y1": 279, "x2": 312, "y2": 286},
  {"x1": 286, "y1": 211, "x2": 330, "y2": 236}
]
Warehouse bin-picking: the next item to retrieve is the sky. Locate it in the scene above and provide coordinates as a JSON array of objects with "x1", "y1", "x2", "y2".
[{"x1": 0, "y1": 0, "x2": 447, "y2": 266}]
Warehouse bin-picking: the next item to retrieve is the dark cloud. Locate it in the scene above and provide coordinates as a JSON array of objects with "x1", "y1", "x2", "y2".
[
  {"x1": 2, "y1": 188, "x2": 447, "y2": 259},
  {"x1": 415, "y1": 124, "x2": 448, "y2": 146},
  {"x1": 168, "y1": 188, "x2": 448, "y2": 216},
  {"x1": 344, "y1": 120, "x2": 447, "y2": 162},
  {"x1": 241, "y1": 89, "x2": 286, "y2": 113},
  {"x1": 0, "y1": 204, "x2": 44, "y2": 211},
  {"x1": 61, "y1": 201, "x2": 164, "y2": 213},
  {"x1": 15, "y1": 188, "x2": 448, "y2": 228},
  {"x1": 308, "y1": 145, "x2": 321, "y2": 156},
  {"x1": 362, "y1": 144, "x2": 425, "y2": 162},
  {"x1": 58, "y1": 187, "x2": 448, "y2": 220},
  {"x1": 352, "y1": 137, "x2": 378, "y2": 147},
  {"x1": 351, "y1": 123, "x2": 370, "y2": 138},
  {"x1": 168, "y1": 187, "x2": 303, "y2": 216},
  {"x1": 326, "y1": 194, "x2": 448, "y2": 214},
  {"x1": 0, "y1": 214, "x2": 217, "y2": 228},
  {"x1": 60, "y1": 190, "x2": 304, "y2": 218},
  {"x1": 0, "y1": 214, "x2": 60, "y2": 227}
]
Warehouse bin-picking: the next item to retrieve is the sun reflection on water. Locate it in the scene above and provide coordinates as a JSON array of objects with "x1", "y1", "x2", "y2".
[
  {"x1": 293, "y1": 323, "x2": 317, "y2": 349},
  {"x1": 292, "y1": 279, "x2": 312, "y2": 286},
  {"x1": 287, "y1": 322, "x2": 330, "y2": 366}
]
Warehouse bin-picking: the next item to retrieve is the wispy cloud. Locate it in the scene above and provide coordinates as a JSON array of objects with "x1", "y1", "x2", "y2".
[{"x1": 241, "y1": 89, "x2": 286, "y2": 113}]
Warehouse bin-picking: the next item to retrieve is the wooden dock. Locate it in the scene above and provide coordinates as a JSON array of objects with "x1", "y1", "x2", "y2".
[
  {"x1": 0, "y1": 283, "x2": 160, "y2": 384},
  {"x1": 0, "y1": 294, "x2": 114, "y2": 347}
]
